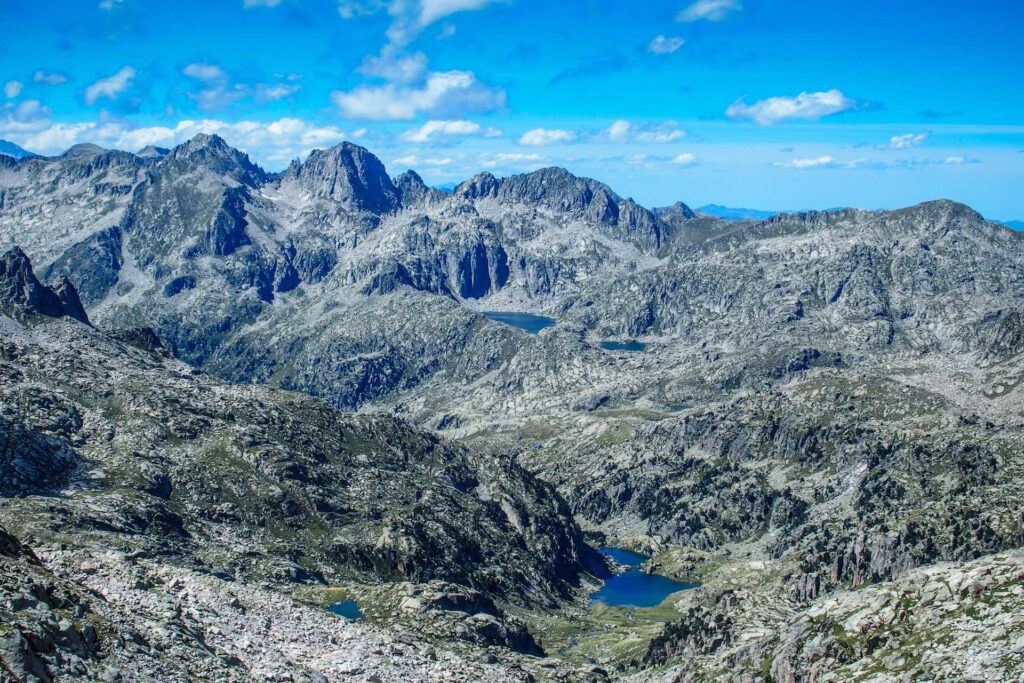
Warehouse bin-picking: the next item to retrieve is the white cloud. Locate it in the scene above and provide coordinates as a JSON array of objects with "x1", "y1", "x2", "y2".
[
  {"x1": 339, "y1": 0, "x2": 498, "y2": 31},
  {"x1": 889, "y1": 132, "x2": 927, "y2": 149},
  {"x1": 400, "y1": 118, "x2": 485, "y2": 142},
  {"x1": 183, "y1": 63, "x2": 227, "y2": 82},
  {"x1": 98, "y1": 0, "x2": 125, "y2": 9},
  {"x1": 677, "y1": 0, "x2": 740, "y2": 22},
  {"x1": 338, "y1": 2, "x2": 506, "y2": 124},
  {"x1": 254, "y1": 83, "x2": 301, "y2": 102},
  {"x1": 671, "y1": 153, "x2": 697, "y2": 165},
  {"x1": 2, "y1": 116, "x2": 348, "y2": 166},
  {"x1": 891, "y1": 156, "x2": 978, "y2": 169},
  {"x1": 183, "y1": 64, "x2": 239, "y2": 111},
  {"x1": 606, "y1": 120, "x2": 631, "y2": 141},
  {"x1": 33, "y1": 71, "x2": 67, "y2": 85},
  {"x1": 337, "y1": 1, "x2": 387, "y2": 19},
  {"x1": 637, "y1": 128, "x2": 685, "y2": 143},
  {"x1": 23, "y1": 122, "x2": 106, "y2": 152},
  {"x1": 775, "y1": 156, "x2": 835, "y2": 169},
  {"x1": 340, "y1": 0, "x2": 500, "y2": 49},
  {"x1": 392, "y1": 154, "x2": 454, "y2": 167},
  {"x1": 332, "y1": 70, "x2": 504, "y2": 120},
  {"x1": 0, "y1": 100, "x2": 52, "y2": 135},
  {"x1": 648, "y1": 35, "x2": 685, "y2": 54},
  {"x1": 181, "y1": 65, "x2": 297, "y2": 109},
  {"x1": 726, "y1": 89, "x2": 856, "y2": 125},
  {"x1": 191, "y1": 85, "x2": 247, "y2": 111},
  {"x1": 359, "y1": 52, "x2": 428, "y2": 83},
  {"x1": 518, "y1": 128, "x2": 577, "y2": 146},
  {"x1": 84, "y1": 66, "x2": 136, "y2": 105},
  {"x1": 4, "y1": 81, "x2": 22, "y2": 99},
  {"x1": 478, "y1": 151, "x2": 544, "y2": 169},
  {"x1": 419, "y1": 0, "x2": 496, "y2": 27},
  {"x1": 602, "y1": 119, "x2": 685, "y2": 143}
]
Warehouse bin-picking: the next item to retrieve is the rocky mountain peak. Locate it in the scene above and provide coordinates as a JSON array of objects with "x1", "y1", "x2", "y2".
[
  {"x1": 497, "y1": 166, "x2": 615, "y2": 210},
  {"x1": 655, "y1": 201, "x2": 697, "y2": 222},
  {"x1": 493, "y1": 166, "x2": 669, "y2": 248},
  {"x1": 396, "y1": 168, "x2": 426, "y2": 187},
  {"x1": 136, "y1": 145, "x2": 170, "y2": 159},
  {"x1": 0, "y1": 247, "x2": 90, "y2": 325},
  {"x1": 61, "y1": 143, "x2": 107, "y2": 158},
  {"x1": 904, "y1": 198, "x2": 985, "y2": 223},
  {"x1": 453, "y1": 172, "x2": 500, "y2": 199},
  {"x1": 180, "y1": 133, "x2": 226, "y2": 152},
  {"x1": 284, "y1": 142, "x2": 400, "y2": 213},
  {"x1": 395, "y1": 169, "x2": 433, "y2": 206},
  {"x1": 162, "y1": 134, "x2": 265, "y2": 186}
]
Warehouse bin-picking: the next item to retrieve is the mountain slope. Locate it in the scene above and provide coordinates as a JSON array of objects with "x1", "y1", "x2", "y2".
[
  {"x1": 0, "y1": 249, "x2": 609, "y2": 674},
  {"x1": 0, "y1": 138, "x2": 35, "y2": 160}
]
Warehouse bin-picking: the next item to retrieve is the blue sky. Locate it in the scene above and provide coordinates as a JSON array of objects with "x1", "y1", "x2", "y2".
[{"x1": 1, "y1": 0, "x2": 1022, "y2": 218}]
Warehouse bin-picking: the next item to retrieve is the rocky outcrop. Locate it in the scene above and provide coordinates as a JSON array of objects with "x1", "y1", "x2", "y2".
[
  {"x1": 0, "y1": 247, "x2": 89, "y2": 324},
  {"x1": 395, "y1": 169, "x2": 445, "y2": 207},
  {"x1": 645, "y1": 590, "x2": 738, "y2": 665}
]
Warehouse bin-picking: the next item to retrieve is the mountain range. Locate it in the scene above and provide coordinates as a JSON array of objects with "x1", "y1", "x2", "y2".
[{"x1": 1, "y1": 134, "x2": 1023, "y2": 681}]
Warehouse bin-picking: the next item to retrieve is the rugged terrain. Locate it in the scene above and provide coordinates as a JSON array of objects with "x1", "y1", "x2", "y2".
[
  {"x1": 0, "y1": 250, "x2": 607, "y2": 680},
  {"x1": 2, "y1": 136, "x2": 1023, "y2": 680}
]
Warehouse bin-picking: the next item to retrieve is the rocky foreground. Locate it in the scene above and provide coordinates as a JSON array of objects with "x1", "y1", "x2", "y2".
[{"x1": 2, "y1": 528, "x2": 536, "y2": 683}]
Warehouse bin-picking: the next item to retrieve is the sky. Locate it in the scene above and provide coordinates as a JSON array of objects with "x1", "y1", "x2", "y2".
[{"x1": 1, "y1": 0, "x2": 1022, "y2": 219}]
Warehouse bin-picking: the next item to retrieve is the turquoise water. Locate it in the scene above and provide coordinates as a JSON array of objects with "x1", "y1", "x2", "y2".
[
  {"x1": 592, "y1": 548, "x2": 699, "y2": 608},
  {"x1": 327, "y1": 600, "x2": 364, "y2": 621},
  {"x1": 600, "y1": 340, "x2": 647, "y2": 352},
  {"x1": 483, "y1": 311, "x2": 557, "y2": 333}
]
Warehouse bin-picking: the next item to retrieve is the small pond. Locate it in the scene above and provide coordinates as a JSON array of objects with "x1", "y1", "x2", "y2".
[
  {"x1": 599, "y1": 340, "x2": 647, "y2": 352},
  {"x1": 482, "y1": 311, "x2": 557, "y2": 334},
  {"x1": 327, "y1": 600, "x2": 364, "y2": 621},
  {"x1": 591, "y1": 548, "x2": 699, "y2": 608}
]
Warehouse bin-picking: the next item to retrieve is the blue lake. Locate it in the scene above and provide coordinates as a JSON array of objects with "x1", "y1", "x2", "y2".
[
  {"x1": 600, "y1": 341, "x2": 647, "y2": 352},
  {"x1": 483, "y1": 311, "x2": 557, "y2": 334},
  {"x1": 327, "y1": 600, "x2": 364, "y2": 621},
  {"x1": 591, "y1": 548, "x2": 699, "y2": 608}
]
